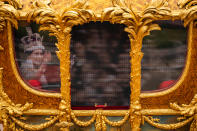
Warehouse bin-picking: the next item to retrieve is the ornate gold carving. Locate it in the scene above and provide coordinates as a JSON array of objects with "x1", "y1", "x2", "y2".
[
  {"x1": 0, "y1": 0, "x2": 21, "y2": 32},
  {"x1": 0, "y1": 68, "x2": 33, "y2": 130},
  {"x1": 102, "y1": 0, "x2": 170, "y2": 130},
  {"x1": 143, "y1": 115, "x2": 193, "y2": 130},
  {"x1": 178, "y1": 0, "x2": 197, "y2": 26},
  {"x1": 0, "y1": 0, "x2": 21, "y2": 50},
  {"x1": 0, "y1": 67, "x2": 60, "y2": 130},
  {"x1": 170, "y1": 94, "x2": 197, "y2": 131},
  {"x1": 11, "y1": 116, "x2": 59, "y2": 131},
  {"x1": 141, "y1": 93, "x2": 197, "y2": 130},
  {"x1": 71, "y1": 111, "x2": 96, "y2": 126},
  {"x1": 27, "y1": 0, "x2": 95, "y2": 130},
  {"x1": 103, "y1": 111, "x2": 129, "y2": 126},
  {"x1": 0, "y1": 0, "x2": 196, "y2": 130},
  {"x1": 1, "y1": 0, "x2": 22, "y2": 8}
]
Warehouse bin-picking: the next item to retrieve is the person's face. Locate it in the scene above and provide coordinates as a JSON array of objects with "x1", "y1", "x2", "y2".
[{"x1": 29, "y1": 49, "x2": 44, "y2": 66}]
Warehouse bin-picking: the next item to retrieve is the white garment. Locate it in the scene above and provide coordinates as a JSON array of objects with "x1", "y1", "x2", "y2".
[{"x1": 20, "y1": 59, "x2": 47, "y2": 85}]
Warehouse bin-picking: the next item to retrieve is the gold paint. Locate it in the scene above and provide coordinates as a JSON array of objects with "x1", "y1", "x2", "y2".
[
  {"x1": 178, "y1": 0, "x2": 197, "y2": 27},
  {"x1": 73, "y1": 110, "x2": 129, "y2": 116},
  {"x1": 27, "y1": 0, "x2": 95, "y2": 130},
  {"x1": 141, "y1": 109, "x2": 181, "y2": 115},
  {"x1": 142, "y1": 89, "x2": 197, "y2": 130},
  {"x1": 103, "y1": 111, "x2": 129, "y2": 127},
  {"x1": 0, "y1": 0, "x2": 21, "y2": 31},
  {"x1": 19, "y1": 0, "x2": 180, "y2": 13},
  {"x1": 0, "y1": 68, "x2": 34, "y2": 130},
  {"x1": 102, "y1": 0, "x2": 170, "y2": 130},
  {"x1": 11, "y1": 116, "x2": 59, "y2": 131},
  {"x1": 23, "y1": 109, "x2": 60, "y2": 115},
  {"x1": 0, "y1": 46, "x2": 3, "y2": 50},
  {"x1": 170, "y1": 93, "x2": 197, "y2": 131},
  {"x1": 143, "y1": 115, "x2": 194, "y2": 130},
  {"x1": 0, "y1": 0, "x2": 197, "y2": 130},
  {"x1": 71, "y1": 111, "x2": 96, "y2": 127}
]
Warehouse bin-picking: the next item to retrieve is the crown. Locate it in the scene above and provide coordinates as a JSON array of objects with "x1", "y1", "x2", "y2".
[{"x1": 21, "y1": 27, "x2": 45, "y2": 52}]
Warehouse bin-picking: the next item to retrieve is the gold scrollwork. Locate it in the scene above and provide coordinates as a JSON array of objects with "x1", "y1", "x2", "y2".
[
  {"x1": 0, "y1": 0, "x2": 197, "y2": 130},
  {"x1": 143, "y1": 115, "x2": 194, "y2": 130},
  {"x1": 141, "y1": 93, "x2": 197, "y2": 130},
  {"x1": 71, "y1": 111, "x2": 96, "y2": 127},
  {"x1": 0, "y1": 68, "x2": 34, "y2": 130},
  {"x1": 102, "y1": 0, "x2": 170, "y2": 130},
  {"x1": 103, "y1": 111, "x2": 129, "y2": 127},
  {"x1": 178, "y1": 0, "x2": 197, "y2": 26},
  {"x1": 0, "y1": 67, "x2": 60, "y2": 131},
  {"x1": 0, "y1": 0, "x2": 21, "y2": 32},
  {"x1": 170, "y1": 94, "x2": 197, "y2": 131},
  {"x1": 27, "y1": 0, "x2": 95, "y2": 130},
  {"x1": 0, "y1": 0, "x2": 21, "y2": 50}
]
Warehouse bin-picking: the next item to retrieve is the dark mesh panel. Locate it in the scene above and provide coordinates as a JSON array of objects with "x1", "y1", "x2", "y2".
[{"x1": 71, "y1": 22, "x2": 131, "y2": 106}]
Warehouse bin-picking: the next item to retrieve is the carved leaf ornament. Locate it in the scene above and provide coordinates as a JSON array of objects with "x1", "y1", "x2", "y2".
[{"x1": 0, "y1": 0, "x2": 197, "y2": 130}]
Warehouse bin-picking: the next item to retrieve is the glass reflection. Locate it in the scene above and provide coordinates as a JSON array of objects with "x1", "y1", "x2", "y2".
[
  {"x1": 141, "y1": 20, "x2": 187, "y2": 91},
  {"x1": 14, "y1": 22, "x2": 60, "y2": 92}
]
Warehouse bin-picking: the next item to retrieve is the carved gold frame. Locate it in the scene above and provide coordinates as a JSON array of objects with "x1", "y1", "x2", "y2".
[{"x1": 0, "y1": 0, "x2": 197, "y2": 130}]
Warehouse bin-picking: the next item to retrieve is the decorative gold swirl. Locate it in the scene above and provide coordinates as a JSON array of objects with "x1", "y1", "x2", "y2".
[
  {"x1": 0, "y1": 0, "x2": 195, "y2": 130},
  {"x1": 1, "y1": 0, "x2": 22, "y2": 8},
  {"x1": 178, "y1": 0, "x2": 197, "y2": 26},
  {"x1": 11, "y1": 116, "x2": 59, "y2": 131},
  {"x1": 0, "y1": 0, "x2": 21, "y2": 32},
  {"x1": 0, "y1": 68, "x2": 34, "y2": 130},
  {"x1": 102, "y1": 0, "x2": 170, "y2": 130},
  {"x1": 95, "y1": 110, "x2": 102, "y2": 131},
  {"x1": 103, "y1": 112, "x2": 129, "y2": 126},
  {"x1": 27, "y1": 0, "x2": 95, "y2": 37},
  {"x1": 170, "y1": 94, "x2": 197, "y2": 131},
  {"x1": 143, "y1": 116, "x2": 194, "y2": 130},
  {"x1": 27, "y1": 0, "x2": 95, "y2": 130},
  {"x1": 71, "y1": 111, "x2": 96, "y2": 127}
]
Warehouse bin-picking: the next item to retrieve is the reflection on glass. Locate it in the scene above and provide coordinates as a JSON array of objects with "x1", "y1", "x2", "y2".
[
  {"x1": 71, "y1": 22, "x2": 130, "y2": 107},
  {"x1": 14, "y1": 22, "x2": 60, "y2": 92},
  {"x1": 141, "y1": 20, "x2": 187, "y2": 91}
]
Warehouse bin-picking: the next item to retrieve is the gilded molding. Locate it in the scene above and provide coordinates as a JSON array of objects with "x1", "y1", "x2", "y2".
[
  {"x1": 102, "y1": 0, "x2": 170, "y2": 130},
  {"x1": 178, "y1": 0, "x2": 197, "y2": 26},
  {"x1": 0, "y1": 0, "x2": 196, "y2": 130},
  {"x1": 71, "y1": 111, "x2": 96, "y2": 126},
  {"x1": 141, "y1": 93, "x2": 197, "y2": 130},
  {"x1": 143, "y1": 115, "x2": 194, "y2": 130},
  {"x1": 103, "y1": 111, "x2": 129, "y2": 126},
  {"x1": 27, "y1": 0, "x2": 95, "y2": 130},
  {"x1": 0, "y1": 0, "x2": 21, "y2": 50},
  {"x1": 11, "y1": 116, "x2": 59, "y2": 131},
  {"x1": 0, "y1": 0, "x2": 21, "y2": 32},
  {"x1": 0, "y1": 67, "x2": 60, "y2": 131},
  {"x1": 0, "y1": 68, "x2": 33, "y2": 130},
  {"x1": 169, "y1": 94, "x2": 197, "y2": 131}
]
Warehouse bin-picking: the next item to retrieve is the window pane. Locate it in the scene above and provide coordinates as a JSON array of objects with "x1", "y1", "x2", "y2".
[
  {"x1": 141, "y1": 20, "x2": 187, "y2": 91},
  {"x1": 14, "y1": 21, "x2": 60, "y2": 93},
  {"x1": 71, "y1": 22, "x2": 130, "y2": 107}
]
